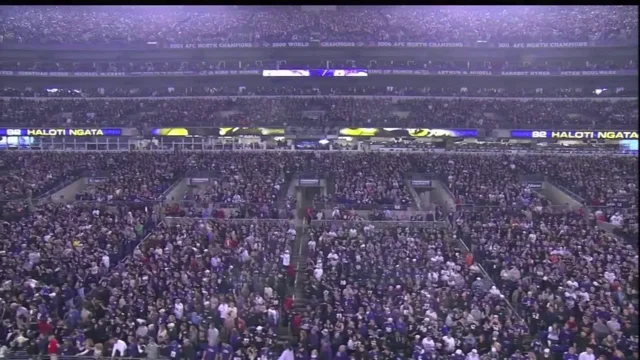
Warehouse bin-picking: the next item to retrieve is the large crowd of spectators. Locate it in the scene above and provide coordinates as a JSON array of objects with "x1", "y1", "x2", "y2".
[
  {"x1": 329, "y1": 153, "x2": 414, "y2": 208},
  {"x1": 2, "y1": 86, "x2": 637, "y2": 99},
  {"x1": 0, "y1": 6, "x2": 637, "y2": 360},
  {"x1": 301, "y1": 221, "x2": 524, "y2": 359},
  {"x1": 454, "y1": 205, "x2": 638, "y2": 360},
  {"x1": 0, "y1": 6, "x2": 637, "y2": 45},
  {"x1": 0, "y1": 59, "x2": 637, "y2": 72},
  {"x1": 0, "y1": 97, "x2": 637, "y2": 129},
  {"x1": 0, "y1": 152, "x2": 637, "y2": 359},
  {"x1": 0, "y1": 153, "x2": 636, "y2": 212},
  {"x1": 72, "y1": 154, "x2": 191, "y2": 203},
  {"x1": 0, "y1": 153, "x2": 79, "y2": 202}
]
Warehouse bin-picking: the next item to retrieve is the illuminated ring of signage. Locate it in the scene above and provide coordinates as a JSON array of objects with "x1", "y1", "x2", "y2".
[
  {"x1": 339, "y1": 128, "x2": 476, "y2": 137},
  {"x1": 512, "y1": 130, "x2": 638, "y2": 139},
  {"x1": 0, "y1": 128, "x2": 123, "y2": 136},
  {"x1": 219, "y1": 127, "x2": 285, "y2": 136},
  {"x1": 152, "y1": 128, "x2": 190, "y2": 136}
]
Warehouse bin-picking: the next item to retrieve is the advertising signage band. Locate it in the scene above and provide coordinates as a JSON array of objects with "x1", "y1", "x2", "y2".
[
  {"x1": 151, "y1": 127, "x2": 285, "y2": 137},
  {"x1": 0, "y1": 128, "x2": 123, "y2": 137},
  {"x1": 0, "y1": 69, "x2": 634, "y2": 78},
  {"x1": 339, "y1": 128, "x2": 478, "y2": 138},
  {"x1": 511, "y1": 130, "x2": 638, "y2": 140},
  {"x1": 150, "y1": 127, "x2": 478, "y2": 138}
]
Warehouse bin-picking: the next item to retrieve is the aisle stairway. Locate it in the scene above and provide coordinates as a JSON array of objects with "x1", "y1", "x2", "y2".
[
  {"x1": 448, "y1": 230, "x2": 533, "y2": 350},
  {"x1": 276, "y1": 184, "x2": 315, "y2": 343}
]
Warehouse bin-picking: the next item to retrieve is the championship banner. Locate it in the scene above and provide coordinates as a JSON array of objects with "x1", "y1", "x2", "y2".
[
  {"x1": 164, "y1": 40, "x2": 636, "y2": 49},
  {"x1": 510, "y1": 130, "x2": 638, "y2": 140},
  {"x1": 0, "y1": 39, "x2": 635, "y2": 51},
  {"x1": 0, "y1": 128, "x2": 122, "y2": 136},
  {"x1": 339, "y1": 128, "x2": 478, "y2": 138}
]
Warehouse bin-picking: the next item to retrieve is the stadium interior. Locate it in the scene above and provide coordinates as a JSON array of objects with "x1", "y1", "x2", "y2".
[{"x1": 0, "y1": 5, "x2": 637, "y2": 360}]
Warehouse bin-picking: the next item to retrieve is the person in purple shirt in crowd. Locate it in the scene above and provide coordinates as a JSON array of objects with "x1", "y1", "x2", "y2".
[
  {"x1": 202, "y1": 343, "x2": 218, "y2": 360},
  {"x1": 564, "y1": 347, "x2": 579, "y2": 360},
  {"x1": 220, "y1": 341, "x2": 234, "y2": 360}
]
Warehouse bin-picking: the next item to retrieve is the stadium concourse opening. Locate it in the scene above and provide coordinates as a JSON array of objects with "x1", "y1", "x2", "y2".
[{"x1": 0, "y1": 5, "x2": 637, "y2": 360}]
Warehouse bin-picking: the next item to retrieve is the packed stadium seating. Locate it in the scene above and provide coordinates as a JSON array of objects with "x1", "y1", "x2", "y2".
[
  {"x1": 0, "y1": 152, "x2": 637, "y2": 359},
  {"x1": 0, "y1": 6, "x2": 637, "y2": 45},
  {"x1": 0, "y1": 5, "x2": 638, "y2": 360},
  {"x1": 0, "y1": 97, "x2": 637, "y2": 129},
  {"x1": 0, "y1": 59, "x2": 637, "y2": 72},
  {"x1": 2, "y1": 86, "x2": 638, "y2": 99}
]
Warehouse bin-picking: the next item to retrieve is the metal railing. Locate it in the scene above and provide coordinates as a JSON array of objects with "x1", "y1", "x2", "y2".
[
  {"x1": 317, "y1": 207, "x2": 444, "y2": 220},
  {"x1": 34, "y1": 174, "x2": 87, "y2": 202},
  {"x1": 156, "y1": 172, "x2": 189, "y2": 201},
  {"x1": 296, "y1": 171, "x2": 323, "y2": 178},
  {"x1": 518, "y1": 174, "x2": 547, "y2": 182},
  {"x1": 309, "y1": 219, "x2": 448, "y2": 228},
  {"x1": 453, "y1": 231, "x2": 528, "y2": 326},
  {"x1": 408, "y1": 172, "x2": 445, "y2": 181},
  {"x1": 312, "y1": 201, "x2": 410, "y2": 211},
  {"x1": 174, "y1": 200, "x2": 294, "y2": 208},
  {"x1": 552, "y1": 183, "x2": 586, "y2": 203},
  {"x1": 590, "y1": 205, "x2": 637, "y2": 216},
  {"x1": 2, "y1": 355, "x2": 155, "y2": 360},
  {"x1": 455, "y1": 203, "x2": 572, "y2": 212},
  {"x1": 183, "y1": 170, "x2": 220, "y2": 178},
  {"x1": 72, "y1": 199, "x2": 161, "y2": 209},
  {"x1": 165, "y1": 201, "x2": 295, "y2": 219},
  {"x1": 164, "y1": 216, "x2": 296, "y2": 226}
]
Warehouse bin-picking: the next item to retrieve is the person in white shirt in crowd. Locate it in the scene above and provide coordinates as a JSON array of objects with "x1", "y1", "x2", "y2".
[
  {"x1": 466, "y1": 349, "x2": 480, "y2": 360},
  {"x1": 227, "y1": 302, "x2": 238, "y2": 320},
  {"x1": 173, "y1": 299, "x2": 184, "y2": 320},
  {"x1": 277, "y1": 344, "x2": 294, "y2": 360},
  {"x1": 307, "y1": 238, "x2": 316, "y2": 253},
  {"x1": 101, "y1": 254, "x2": 110, "y2": 270},
  {"x1": 111, "y1": 336, "x2": 127, "y2": 358},
  {"x1": 610, "y1": 212, "x2": 623, "y2": 226},
  {"x1": 313, "y1": 264, "x2": 323, "y2": 281},
  {"x1": 327, "y1": 250, "x2": 339, "y2": 267},
  {"x1": 281, "y1": 249, "x2": 290, "y2": 268},
  {"x1": 578, "y1": 348, "x2": 595, "y2": 360},
  {"x1": 217, "y1": 300, "x2": 229, "y2": 320},
  {"x1": 421, "y1": 336, "x2": 435, "y2": 352},
  {"x1": 604, "y1": 268, "x2": 617, "y2": 284},
  {"x1": 442, "y1": 334, "x2": 455, "y2": 353}
]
